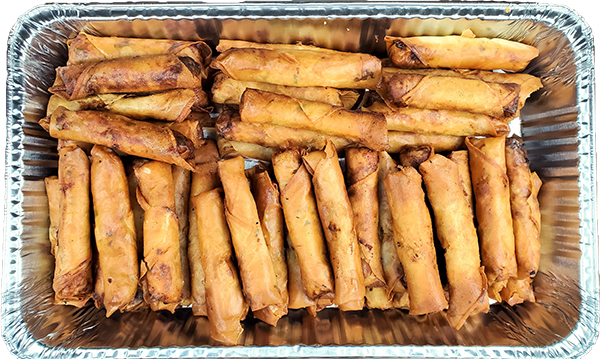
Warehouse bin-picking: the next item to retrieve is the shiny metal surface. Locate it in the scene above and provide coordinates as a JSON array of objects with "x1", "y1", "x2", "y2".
[{"x1": 3, "y1": 2, "x2": 597, "y2": 358}]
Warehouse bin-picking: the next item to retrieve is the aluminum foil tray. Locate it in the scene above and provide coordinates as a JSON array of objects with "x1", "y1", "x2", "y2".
[{"x1": 3, "y1": 1, "x2": 598, "y2": 358}]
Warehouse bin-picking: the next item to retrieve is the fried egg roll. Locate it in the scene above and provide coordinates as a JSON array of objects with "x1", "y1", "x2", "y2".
[
  {"x1": 44, "y1": 176, "x2": 60, "y2": 256},
  {"x1": 212, "y1": 40, "x2": 381, "y2": 90},
  {"x1": 217, "y1": 138, "x2": 274, "y2": 162},
  {"x1": 419, "y1": 154, "x2": 488, "y2": 329},
  {"x1": 447, "y1": 150, "x2": 475, "y2": 219},
  {"x1": 387, "y1": 131, "x2": 464, "y2": 154},
  {"x1": 50, "y1": 54, "x2": 203, "y2": 100},
  {"x1": 217, "y1": 156, "x2": 283, "y2": 312},
  {"x1": 384, "y1": 32, "x2": 538, "y2": 71},
  {"x1": 192, "y1": 188, "x2": 248, "y2": 345},
  {"x1": 271, "y1": 150, "x2": 335, "y2": 301},
  {"x1": 53, "y1": 144, "x2": 93, "y2": 307},
  {"x1": 173, "y1": 165, "x2": 192, "y2": 307},
  {"x1": 286, "y1": 245, "x2": 318, "y2": 316},
  {"x1": 345, "y1": 147, "x2": 385, "y2": 288},
  {"x1": 303, "y1": 141, "x2": 365, "y2": 311},
  {"x1": 239, "y1": 89, "x2": 388, "y2": 151},
  {"x1": 384, "y1": 166, "x2": 448, "y2": 315},
  {"x1": 398, "y1": 145, "x2": 434, "y2": 169},
  {"x1": 466, "y1": 137, "x2": 517, "y2": 301},
  {"x1": 39, "y1": 107, "x2": 195, "y2": 171},
  {"x1": 90, "y1": 145, "x2": 139, "y2": 316}
]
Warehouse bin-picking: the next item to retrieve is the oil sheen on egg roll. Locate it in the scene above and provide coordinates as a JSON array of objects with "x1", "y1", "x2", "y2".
[
  {"x1": 211, "y1": 72, "x2": 359, "y2": 108},
  {"x1": 218, "y1": 156, "x2": 283, "y2": 312},
  {"x1": 173, "y1": 165, "x2": 192, "y2": 307},
  {"x1": 39, "y1": 107, "x2": 195, "y2": 171},
  {"x1": 303, "y1": 141, "x2": 365, "y2": 311},
  {"x1": 217, "y1": 137, "x2": 274, "y2": 162},
  {"x1": 50, "y1": 54, "x2": 203, "y2": 100},
  {"x1": 251, "y1": 170, "x2": 289, "y2": 326},
  {"x1": 345, "y1": 147, "x2": 386, "y2": 288},
  {"x1": 216, "y1": 109, "x2": 353, "y2": 151},
  {"x1": 212, "y1": 40, "x2": 381, "y2": 90},
  {"x1": 90, "y1": 145, "x2": 139, "y2": 316},
  {"x1": 364, "y1": 101, "x2": 509, "y2": 136},
  {"x1": 192, "y1": 188, "x2": 248, "y2": 345},
  {"x1": 384, "y1": 32, "x2": 539, "y2": 71},
  {"x1": 239, "y1": 89, "x2": 388, "y2": 151},
  {"x1": 44, "y1": 176, "x2": 60, "y2": 256},
  {"x1": 135, "y1": 160, "x2": 183, "y2": 312},
  {"x1": 466, "y1": 137, "x2": 517, "y2": 301},
  {"x1": 272, "y1": 150, "x2": 335, "y2": 301},
  {"x1": 447, "y1": 150, "x2": 475, "y2": 219},
  {"x1": 53, "y1": 144, "x2": 93, "y2": 307},
  {"x1": 419, "y1": 154, "x2": 488, "y2": 329},
  {"x1": 384, "y1": 166, "x2": 448, "y2": 315},
  {"x1": 387, "y1": 131, "x2": 465, "y2": 154}
]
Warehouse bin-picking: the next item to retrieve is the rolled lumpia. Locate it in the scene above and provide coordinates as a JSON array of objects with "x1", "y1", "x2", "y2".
[
  {"x1": 398, "y1": 145, "x2": 434, "y2": 169},
  {"x1": 173, "y1": 165, "x2": 192, "y2": 307},
  {"x1": 447, "y1": 150, "x2": 475, "y2": 219},
  {"x1": 387, "y1": 131, "x2": 465, "y2": 154},
  {"x1": 44, "y1": 176, "x2": 60, "y2": 256}
]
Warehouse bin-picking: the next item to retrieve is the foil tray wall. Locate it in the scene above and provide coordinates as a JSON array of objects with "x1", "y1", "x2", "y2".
[{"x1": 3, "y1": 2, "x2": 598, "y2": 359}]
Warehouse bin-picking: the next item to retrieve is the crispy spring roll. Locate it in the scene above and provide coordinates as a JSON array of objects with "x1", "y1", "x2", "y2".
[
  {"x1": 192, "y1": 188, "x2": 248, "y2": 345},
  {"x1": 398, "y1": 145, "x2": 434, "y2": 168},
  {"x1": 216, "y1": 109, "x2": 353, "y2": 151},
  {"x1": 44, "y1": 176, "x2": 60, "y2": 256},
  {"x1": 39, "y1": 107, "x2": 195, "y2": 171},
  {"x1": 384, "y1": 32, "x2": 539, "y2": 71},
  {"x1": 240, "y1": 89, "x2": 388, "y2": 151},
  {"x1": 501, "y1": 277, "x2": 536, "y2": 306},
  {"x1": 50, "y1": 54, "x2": 204, "y2": 100},
  {"x1": 448, "y1": 150, "x2": 475, "y2": 219},
  {"x1": 384, "y1": 166, "x2": 448, "y2": 315},
  {"x1": 173, "y1": 166, "x2": 192, "y2": 307},
  {"x1": 218, "y1": 156, "x2": 283, "y2": 312},
  {"x1": 251, "y1": 170, "x2": 289, "y2": 326},
  {"x1": 303, "y1": 141, "x2": 365, "y2": 311},
  {"x1": 345, "y1": 147, "x2": 386, "y2": 288},
  {"x1": 53, "y1": 144, "x2": 93, "y2": 307},
  {"x1": 286, "y1": 245, "x2": 318, "y2": 316},
  {"x1": 419, "y1": 154, "x2": 488, "y2": 329},
  {"x1": 217, "y1": 138, "x2": 274, "y2": 162},
  {"x1": 272, "y1": 150, "x2": 335, "y2": 301},
  {"x1": 466, "y1": 137, "x2": 517, "y2": 301},
  {"x1": 364, "y1": 101, "x2": 509, "y2": 136},
  {"x1": 162, "y1": 117, "x2": 204, "y2": 149},
  {"x1": 212, "y1": 40, "x2": 381, "y2": 89},
  {"x1": 387, "y1": 131, "x2": 464, "y2": 154},
  {"x1": 90, "y1": 145, "x2": 139, "y2": 317}
]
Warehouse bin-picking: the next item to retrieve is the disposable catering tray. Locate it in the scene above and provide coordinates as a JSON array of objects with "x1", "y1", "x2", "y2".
[{"x1": 3, "y1": 1, "x2": 598, "y2": 359}]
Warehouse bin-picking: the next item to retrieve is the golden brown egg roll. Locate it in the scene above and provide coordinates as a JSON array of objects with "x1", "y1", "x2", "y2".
[
  {"x1": 251, "y1": 170, "x2": 289, "y2": 326},
  {"x1": 383, "y1": 166, "x2": 448, "y2": 315},
  {"x1": 419, "y1": 154, "x2": 488, "y2": 329},
  {"x1": 286, "y1": 245, "x2": 318, "y2": 316},
  {"x1": 271, "y1": 150, "x2": 335, "y2": 302},
  {"x1": 217, "y1": 156, "x2": 283, "y2": 312},
  {"x1": 387, "y1": 131, "x2": 465, "y2": 154},
  {"x1": 345, "y1": 147, "x2": 385, "y2": 289},
  {"x1": 192, "y1": 188, "x2": 248, "y2": 345},
  {"x1": 364, "y1": 101, "x2": 509, "y2": 136},
  {"x1": 466, "y1": 137, "x2": 517, "y2": 301},
  {"x1": 302, "y1": 141, "x2": 365, "y2": 311},
  {"x1": 239, "y1": 89, "x2": 388, "y2": 151},
  {"x1": 211, "y1": 40, "x2": 381, "y2": 90},
  {"x1": 90, "y1": 145, "x2": 139, "y2": 317},
  {"x1": 500, "y1": 277, "x2": 536, "y2": 306},
  {"x1": 216, "y1": 109, "x2": 353, "y2": 152},
  {"x1": 39, "y1": 107, "x2": 195, "y2": 171},
  {"x1": 162, "y1": 117, "x2": 204, "y2": 150},
  {"x1": 217, "y1": 137, "x2": 274, "y2": 162},
  {"x1": 50, "y1": 54, "x2": 204, "y2": 101},
  {"x1": 384, "y1": 33, "x2": 538, "y2": 71},
  {"x1": 53, "y1": 144, "x2": 93, "y2": 307},
  {"x1": 447, "y1": 150, "x2": 475, "y2": 219},
  {"x1": 173, "y1": 166, "x2": 192, "y2": 307},
  {"x1": 398, "y1": 145, "x2": 434, "y2": 169},
  {"x1": 44, "y1": 176, "x2": 60, "y2": 256}
]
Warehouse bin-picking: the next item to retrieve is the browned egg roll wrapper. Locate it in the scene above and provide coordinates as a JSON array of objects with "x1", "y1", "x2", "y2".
[
  {"x1": 44, "y1": 176, "x2": 60, "y2": 256},
  {"x1": 286, "y1": 246, "x2": 318, "y2": 316},
  {"x1": 50, "y1": 54, "x2": 204, "y2": 101},
  {"x1": 447, "y1": 150, "x2": 475, "y2": 219},
  {"x1": 384, "y1": 32, "x2": 538, "y2": 71},
  {"x1": 387, "y1": 131, "x2": 465, "y2": 154},
  {"x1": 217, "y1": 138, "x2": 274, "y2": 162},
  {"x1": 162, "y1": 117, "x2": 204, "y2": 149},
  {"x1": 192, "y1": 188, "x2": 248, "y2": 345},
  {"x1": 93, "y1": 257, "x2": 104, "y2": 310},
  {"x1": 251, "y1": 171, "x2": 289, "y2": 326},
  {"x1": 419, "y1": 154, "x2": 488, "y2": 329},
  {"x1": 126, "y1": 169, "x2": 145, "y2": 256},
  {"x1": 216, "y1": 109, "x2": 353, "y2": 151},
  {"x1": 218, "y1": 156, "x2": 283, "y2": 311},
  {"x1": 39, "y1": 107, "x2": 195, "y2": 171},
  {"x1": 398, "y1": 145, "x2": 434, "y2": 169},
  {"x1": 272, "y1": 150, "x2": 335, "y2": 301},
  {"x1": 500, "y1": 277, "x2": 536, "y2": 306},
  {"x1": 364, "y1": 101, "x2": 509, "y2": 136},
  {"x1": 381, "y1": 71, "x2": 520, "y2": 118},
  {"x1": 90, "y1": 145, "x2": 139, "y2": 316},
  {"x1": 345, "y1": 147, "x2": 386, "y2": 288},
  {"x1": 466, "y1": 137, "x2": 517, "y2": 301},
  {"x1": 173, "y1": 166, "x2": 192, "y2": 307},
  {"x1": 212, "y1": 40, "x2": 381, "y2": 90},
  {"x1": 240, "y1": 89, "x2": 388, "y2": 151},
  {"x1": 303, "y1": 141, "x2": 365, "y2": 311},
  {"x1": 53, "y1": 144, "x2": 93, "y2": 307},
  {"x1": 384, "y1": 166, "x2": 448, "y2": 315}
]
